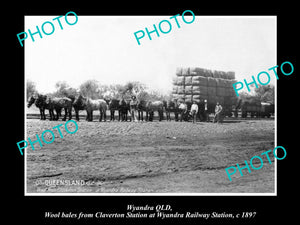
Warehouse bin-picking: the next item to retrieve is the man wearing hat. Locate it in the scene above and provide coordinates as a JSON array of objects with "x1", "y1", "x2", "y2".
[
  {"x1": 190, "y1": 101, "x2": 199, "y2": 123},
  {"x1": 130, "y1": 95, "x2": 138, "y2": 122}
]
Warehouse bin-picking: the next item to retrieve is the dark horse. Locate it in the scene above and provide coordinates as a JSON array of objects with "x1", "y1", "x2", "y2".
[
  {"x1": 27, "y1": 95, "x2": 72, "y2": 121},
  {"x1": 28, "y1": 94, "x2": 52, "y2": 120},
  {"x1": 146, "y1": 100, "x2": 164, "y2": 121},
  {"x1": 48, "y1": 97, "x2": 73, "y2": 121},
  {"x1": 119, "y1": 99, "x2": 130, "y2": 121},
  {"x1": 164, "y1": 99, "x2": 179, "y2": 121},
  {"x1": 108, "y1": 99, "x2": 120, "y2": 121},
  {"x1": 137, "y1": 99, "x2": 148, "y2": 121},
  {"x1": 72, "y1": 94, "x2": 87, "y2": 121}
]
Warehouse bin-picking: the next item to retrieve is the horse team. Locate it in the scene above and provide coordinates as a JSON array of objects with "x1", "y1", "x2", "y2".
[{"x1": 28, "y1": 94, "x2": 203, "y2": 122}]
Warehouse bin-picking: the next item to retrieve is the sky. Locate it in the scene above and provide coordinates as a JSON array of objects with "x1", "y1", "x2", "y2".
[{"x1": 25, "y1": 15, "x2": 276, "y2": 95}]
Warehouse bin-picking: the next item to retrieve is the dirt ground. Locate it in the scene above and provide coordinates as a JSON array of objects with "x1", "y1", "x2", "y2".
[{"x1": 25, "y1": 111, "x2": 275, "y2": 194}]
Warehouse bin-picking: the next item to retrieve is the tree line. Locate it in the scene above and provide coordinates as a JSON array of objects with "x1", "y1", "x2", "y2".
[
  {"x1": 26, "y1": 79, "x2": 274, "y2": 104},
  {"x1": 26, "y1": 79, "x2": 171, "y2": 102}
]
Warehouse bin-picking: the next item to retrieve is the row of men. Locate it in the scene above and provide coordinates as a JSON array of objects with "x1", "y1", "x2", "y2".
[{"x1": 129, "y1": 96, "x2": 224, "y2": 123}]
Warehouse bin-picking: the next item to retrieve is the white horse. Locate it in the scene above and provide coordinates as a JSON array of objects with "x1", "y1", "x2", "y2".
[{"x1": 85, "y1": 98, "x2": 108, "y2": 122}]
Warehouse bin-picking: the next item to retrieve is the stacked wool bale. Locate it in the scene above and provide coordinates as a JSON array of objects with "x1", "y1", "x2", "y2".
[{"x1": 172, "y1": 67, "x2": 237, "y2": 106}]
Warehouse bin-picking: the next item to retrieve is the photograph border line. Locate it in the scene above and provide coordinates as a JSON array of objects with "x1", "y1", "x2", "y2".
[{"x1": 24, "y1": 15, "x2": 277, "y2": 196}]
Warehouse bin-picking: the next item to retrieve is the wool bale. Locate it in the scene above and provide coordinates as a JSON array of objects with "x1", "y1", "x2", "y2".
[
  {"x1": 224, "y1": 88, "x2": 231, "y2": 97},
  {"x1": 189, "y1": 67, "x2": 197, "y2": 76},
  {"x1": 191, "y1": 76, "x2": 200, "y2": 85},
  {"x1": 172, "y1": 93, "x2": 180, "y2": 99},
  {"x1": 227, "y1": 79, "x2": 237, "y2": 90},
  {"x1": 189, "y1": 67, "x2": 205, "y2": 76},
  {"x1": 208, "y1": 95, "x2": 217, "y2": 105},
  {"x1": 199, "y1": 76, "x2": 208, "y2": 86},
  {"x1": 216, "y1": 87, "x2": 226, "y2": 96},
  {"x1": 208, "y1": 86, "x2": 216, "y2": 96},
  {"x1": 227, "y1": 80, "x2": 234, "y2": 88},
  {"x1": 185, "y1": 85, "x2": 193, "y2": 94},
  {"x1": 185, "y1": 94, "x2": 193, "y2": 103},
  {"x1": 182, "y1": 67, "x2": 189, "y2": 76},
  {"x1": 226, "y1": 73, "x2": 231, "y2": 79},
  {"x1": 177, "y1": 94, "x2": 185, "y2": 102},
  {"x1": 223, "y1": 79, "x2": 231, "y2": 88},
  {"x1": 192, "y1": 88, "x2": 200, "y2": 95},
  {"x1": 206, "y1": 69, "x2": 214, "y2": 78},
  {"x1": 202, "y1": 68, "x2": 209, "y2": 77},
  {"x1": 227, "y1": 71, "x2": 235, "y2": 80},
  {"x1": 207, "y1": 77, "x2": 217, "y2": 87},
  {"x1": 172, "y1": 76, "x2": 178, "y2": 85},
  {"x1": 192, "y1": 76, "x2": 208, "y2": 86},
  {"x1": 193, "y1": 94, "x2": 208, "y2": 101},
  {"x1": 192, "y1": 86, "x2": 201, "y2": 94},
  {"x1": 202, "y1": 69, "x2": 212, "y2": 78},
  {"x1": 215, "y1": 78, "x2": 220, "y2": 87},
  {"x1": 177, "y1": 86, "x2": 185, "y2": 94},
  {"x1": 217, "y1": 71, "x2": 222, "y2": 79},
  {"x1": 193, "y1": 94, "x2": 201, "y2": 100},
  {"x1": 216, "y1": 96, "x2": 225, "y2": 105},
  {"x1": 177, "y1": 76, "x2": 185, "y2": 85},
  {"x1": 222, "y1": 72, "x2": 229, "y2": 79},
  {"x1": 228, "y1": 79, "x2": 237, "y2": 84},
  {"x1": 172, "y1": 85, "x2": 178, "y2": 94},
  {"x1": 219, "y1": 71, "x2": 227, "y2": 79},
  {"x1": 193, "y1": 85, "x2": 208, "y2": 95},
  {"x1": 227, "y1": 85, "x2": 236, "y2": 97},
  {"x1": 215, "y1": 78, "x2": 226, "y2": 87},
  {"x1": 192, "y1": 95, "x2": 202, "y2": 103},
  {"x1": 185, "y1": 76, "x2": 193, "y2": 85},
  {"x1": 221, "y1": 79, "x2": 227, "y2": 87},
  {"x1": 213, "y1": 70, "x2": 220, "y2": 78},
  {"x1": 176, "y1": 68, "x2": 183, "y2": 76}
]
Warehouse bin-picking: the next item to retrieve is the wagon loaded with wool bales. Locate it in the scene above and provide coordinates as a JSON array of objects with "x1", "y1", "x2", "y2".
[{"x1": 172, "y1": 67, "x2": 238, "y2": 116}]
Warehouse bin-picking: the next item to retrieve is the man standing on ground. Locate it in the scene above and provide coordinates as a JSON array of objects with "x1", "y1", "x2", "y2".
[
  {"x1": 179, "y1": 101, "x2": 187, "y2": 122},
  {"x1": 130, "y1": 95, "x2": 138, "y2": 122},
  {"x1": 204, "y1": 99, "x2": 209, "y2": 122},
  {"x1": 190, "y1": 101, "x2": 199, "y2": 123},
  {"x1": 213, "y1": 102, "x2": 223, "y2": 123}
]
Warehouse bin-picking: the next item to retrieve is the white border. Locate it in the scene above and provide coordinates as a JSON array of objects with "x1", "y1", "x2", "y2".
[{"x1": 24, "y1": 15, "x2": 277, "y2": 196}]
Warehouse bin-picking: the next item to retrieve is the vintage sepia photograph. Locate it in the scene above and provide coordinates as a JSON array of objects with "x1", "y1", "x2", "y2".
[{"x1": 24, "y1": 15, "x2": 276, "y2": 195}]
